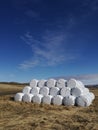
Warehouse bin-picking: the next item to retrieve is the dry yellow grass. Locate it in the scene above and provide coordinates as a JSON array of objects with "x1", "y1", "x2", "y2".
[
  {"x1": 0, "y1": 83, "x2": 24, "y2": 94},
  {"x1": 0, "y1": 84, "x2": 98, "y2": 130}
]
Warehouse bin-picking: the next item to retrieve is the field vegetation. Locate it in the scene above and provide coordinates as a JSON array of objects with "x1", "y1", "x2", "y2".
[{"x1": 0, "y1": 83, "x2": 98, "y2": 130}]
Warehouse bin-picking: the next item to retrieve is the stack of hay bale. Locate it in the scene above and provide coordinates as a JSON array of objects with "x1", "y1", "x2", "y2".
[{"x1": 14, "y1": 78, "x2": 95, "y2": 107}]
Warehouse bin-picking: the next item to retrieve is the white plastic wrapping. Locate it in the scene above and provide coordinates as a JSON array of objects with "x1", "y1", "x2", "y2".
[
  {"x1": 77, "y1": 80, "x2": 85, "y2": 88},
  {"x1": 30, "y1": 87, "x2": 40, "y2": 95},
  {"x1": 76, "y1": 94, "x2": 92, "y2": 107},
  {"x1": 56, "y1": 79, "x2": 67, "y2": 88},
  {"x1": 46, "y1": 79, "x2": 56, "y2": 88},
  {"x1": 37, "y1": 79, "x2": 46, "y2": 88},
  {"x1": 14, "y1": 93, "x2": 24, "y2": 102},
  {"x1": 67, "y1": 79, "x2": 83, "y2": 89},
  {"x1": 22, "y1": 86, "x2": 31, "y2": 94},
  {"x1": 60, "y1": 87, "x2": 71, "y2": 97},
  {"x1": 42, "y1": 95, "x2": 53, "y2": 104},
  {"x1": 39, "y1": 87, "x2": 49, "y2": 96},
  {"x1": 63, "y1": 95, "x2": 76, "y2": 106},
  {"x1": 30, "y1": 79, "x2": 38, "y2": 88},
  {"x1": 67, "y1": 79, "x2": 77, "y2": 88},
  {"x1": 71, "y1": 87, "x2": 84, "y2": 97},
  {"x1": 83, "y1": 87, "x2": 89, "y2": 94},
  {"x1": 32, "y1": 94, "x2": 43, "y2": 104},
  {"x1": 89, "y1": 92, "x2": 95, "y2": 100},
  {"x1": 23, "y1": 93, "x2": 33, "y2": 102},
  {"x1": 14, "y1": 78, "x2": 95, "y2": 107},
  {"x1": 53, "y1": 95, "x2": 63, "y2": 105},
  {"x1": 49, "y1": 87, "x2": 60, "y2": 96}
]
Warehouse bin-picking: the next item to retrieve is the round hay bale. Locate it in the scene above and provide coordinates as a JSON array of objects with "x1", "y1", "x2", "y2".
[
  {"x1": 22, "y1": 86, "x2": 31, "y2": 94},
  {"x1": 77, "y1": 80, "x2": 85, "y2": 88},
  {"x1": 56, "y1": 79, "x2": 67, "y2": 88},
  {"x1": 71, "y1": 87, "x2": 84, "y2": 97},
  {"x1": 14, "y1": 93, "x2": 24, "y2": 102},
  {"x1": 83, "y1": 87, "x2": 89, "y2": 94},
  {"x1": 32, "y1": 94, "x2": 43, "y2": 104},
  {"x1": 42, "y1": 95, "x2": 53, "y2": 104},
  {"x1": 63, "y1": 95, "x2": 75, "y2": 106},
  {"x1": 49, "y1": 87, "x2": 60, "y2": 96},
  {"x1": 30, "y1": 87, "x2": 40, "y2": 95},
  {"x1": 89, "y1": 92, "x2": 95, "y2": 100},
  {"x1": 37, "y1": 79, "x2": 47, "y2": 88},
  {"x1": 76, "y1": 95, "x2": 92, "y2": 107},
  {"x1": 53, "y1": 95, "x2": 63, "y2": 105},
  {"x1": 46, "y1": 79, "x2": 56, "y2": 88},
  {"x1": 30, "y1": 79, "x2": 38, "y2": 88},
  {"x1": 39, "y1": 87, "x2": 49, "y2": 96},
  {"x1": 23, "y1": 93, "x2": 33, "y2": 102},
  {"x1": 67, "y1": 79, "x2": 84, "y2": 89},
  {"x1": 60, "y1": 87, "x2": 71, "y2": 97}
]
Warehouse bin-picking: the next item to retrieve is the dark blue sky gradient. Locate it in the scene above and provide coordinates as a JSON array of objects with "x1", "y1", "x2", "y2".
[{"x1": 0, "y1": 0, "x2": 98, "y2": 84}]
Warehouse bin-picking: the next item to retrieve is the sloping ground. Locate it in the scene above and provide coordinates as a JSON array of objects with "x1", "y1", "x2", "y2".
[
  {"x1": 0, "y1": 83, "x2": 24, "y2": 95},
  {"x1": 0, "y1": 85, "x2": 98, "y2": 130}
]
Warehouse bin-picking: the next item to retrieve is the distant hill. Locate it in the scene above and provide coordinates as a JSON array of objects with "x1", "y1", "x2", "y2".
[
  {"x1": 0, "y1": 82, "x2": 98, "y2": 88},
  {"x1": 85, "y1": 85, "x2": 98, "y2": 88},
  {"x1": 0, "y1": 82, "x2": 29, "y2": 86}
]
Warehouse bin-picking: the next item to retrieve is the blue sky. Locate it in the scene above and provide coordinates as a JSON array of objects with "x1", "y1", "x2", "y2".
[{"x1": 0, "y1": 0, "x2": 98, "y2": 84}]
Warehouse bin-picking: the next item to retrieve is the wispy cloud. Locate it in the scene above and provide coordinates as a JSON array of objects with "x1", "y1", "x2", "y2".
[
  {"x1": 19, "y1": 31, "x2": 77, "y2": 69},
  {"x1": 19, "y1": 59, "x2": 39, "y2": 69}
]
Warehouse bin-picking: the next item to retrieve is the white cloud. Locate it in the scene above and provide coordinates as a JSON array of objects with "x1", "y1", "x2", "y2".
[
  {"x1": 19, "y1": 59, "x2": 39, "y2": 69},
  {"x1": 20, "y1": 31, "x2": 77, "y2": 69}
]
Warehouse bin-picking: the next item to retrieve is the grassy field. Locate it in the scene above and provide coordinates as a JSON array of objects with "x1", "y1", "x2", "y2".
[
  {"x1": 0, "y1": 83, "x2": 24, "y2": 93},
  {"x1": 0, "y1": 84, "x2": 98, "y2": 130}
]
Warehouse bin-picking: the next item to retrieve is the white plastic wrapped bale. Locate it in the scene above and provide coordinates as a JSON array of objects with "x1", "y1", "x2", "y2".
[
  {"x1": 53, "y1": 95, "x2": 63, "y2": 105},
  {"x1": 23, "y1": 93, "x2": 34, "y2": 102},
  {"x1": 22, "y1": 86, "x2": 31, "y2": 94},
  {"x1": 42, "y1": 95, "x2": 53, "y2": 104},
  {"x1": 76, "y1": 94, "x2": 93, "y2": 107},
  {"x1": 14, "y1": 93, "x2": 24, "y2": 102},
  {"x1": 46, "y1": 79, "x2": 56, "y2": 88},
  {"x1": 39, "y1": 87, "x2": 49, "y2": 96},
  {"x1": 83, "y1": 87, "x2": 89, "y2": 94},
  {"x1": 30, "y1": 87, "x2": 40, "y2": 95},
  {"x1": 77, "y1": 80, "x2": 85, "y2": 88},
  {"x1": 63, "y1": 95, "x2": 76, "y2": 106},
  {"x1": 30, "y1": 79, "x2": 38, "y2": 88},
  {"x1": 33, "y1": 94, "x2": 43, "y2": 104},
  {"x1": 89, "y1": 92, "x2": 95, "y2": 100},
  {"x1": 37, "y1": 79, "x2": 47, "y2": 88},
  {"x1": 71, "y1": 87, "x2": 84, "y2": 97},
  {"x1": 56, "y1": 79, "x2": 67, "y2": 88},
  {"x1": 67, "y1": 79, "x2": 77, "y2": 88},
  {"x1": 60, "y1": 87, "x2": 71, "y2": 97},
  {"x1": 67, "y1": 79, "x2": 84, "y2": 89},
  {"x1": 49, "y1": 87, "x2": 60, "y2": 96}
]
